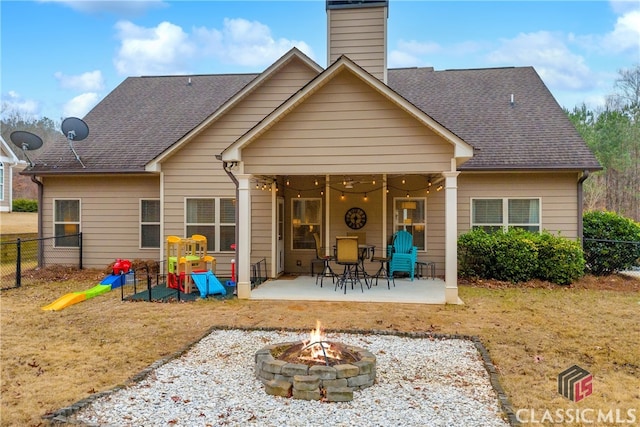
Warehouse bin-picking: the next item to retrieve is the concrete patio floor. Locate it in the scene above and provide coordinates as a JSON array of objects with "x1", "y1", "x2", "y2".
[{"x1": 250, "y1": 274, "x2": 449, "y2": 304}]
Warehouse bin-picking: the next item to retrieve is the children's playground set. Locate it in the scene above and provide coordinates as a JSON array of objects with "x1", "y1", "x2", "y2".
[{"x1": 41, "y1": 235, "x2": 242, "y2": 311}]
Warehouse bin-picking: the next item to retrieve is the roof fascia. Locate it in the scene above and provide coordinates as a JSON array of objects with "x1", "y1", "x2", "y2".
[
  {"x1": 1, "y1": 136, "x2": 21, "y2": 164},
  {"x1": 222, "y1": 56, "x2": 474, "y2": 162},
  {"x1": 145, "y1": 48, "x2": 323, "y2": 172}
]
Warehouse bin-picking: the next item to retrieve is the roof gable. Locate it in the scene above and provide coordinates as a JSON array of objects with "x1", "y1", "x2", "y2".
[
  {"x1": 146, "y1": 48, "x2": 323, "y2": 171},
  {"x1": 222, "y1": 55, "x2": 474, "y2": 164}
]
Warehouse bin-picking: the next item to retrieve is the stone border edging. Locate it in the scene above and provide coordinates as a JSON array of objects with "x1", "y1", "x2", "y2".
[{"x1": 44, "y1": 325, "x2": 519, "y2": 426}]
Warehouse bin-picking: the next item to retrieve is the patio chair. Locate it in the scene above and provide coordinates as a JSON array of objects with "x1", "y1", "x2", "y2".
[
  {"x1": 312, "y1": 232, "x2": 335, "y2": 287},
  {"x1": 335, "y1": 236, "x2": 364, "y2": 293},
  {"x1": 370, "y1": 247, "x2": 395, "y2": 289},
  {"x1": 388, "y1": 230, "x2": 418, "y2": 281}
]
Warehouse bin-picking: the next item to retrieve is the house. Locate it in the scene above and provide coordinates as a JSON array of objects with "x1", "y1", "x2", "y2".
[
  {"x1": 22, "y1": 0, "x2": 600, "y2": 303},
  {"x1": 0, "y1": 136, "x2": 27, "y2": 212}
]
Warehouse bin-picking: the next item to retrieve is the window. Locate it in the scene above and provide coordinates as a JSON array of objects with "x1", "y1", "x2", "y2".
[
  {"x1": 54, "y1": 199, "x2": 80, "y2": 247},
  {"x1": 140, "y1": 199, "x2": 160, "y2": 248},
  {"x1": 292, "y1": 198, "x2": 321, "y2": 250},
  {"x1": 186, "y1": 198, "x2": 236, "y2": 252},
  {"x1": 0, "y1": 163, "x2": 4, "y2": 201},
  {"x1": 393, "y1": 198, "x2": 426, "y2": 250},
  {"x1": 472, "y1": 198, "x2": 540, "y2": 232}
]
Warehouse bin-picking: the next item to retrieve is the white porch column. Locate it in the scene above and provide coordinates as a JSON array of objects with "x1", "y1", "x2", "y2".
[
  {"x1": 236, "y1": 174, "x2": 252, "y2": 299},
  {"x1": 442, "y1": 171, "x2": 460, "y2": 304}
]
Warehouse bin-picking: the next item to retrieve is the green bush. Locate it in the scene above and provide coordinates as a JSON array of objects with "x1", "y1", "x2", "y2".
[
  {"x1": 532, "y1": 232, "x2": 585, "y2": 285},
  {"x1": 12, "y1": 199, "x2": 38, "y2": 212},
  {"x1": 583, "y1": 211, "x2": 640, "y2": 275},
  {"x1": 492, "y1": 229, "x2": 539, "y2": 283},
  {"x1": 458, "y1": 228, "x2": 585, "y2": 285},
  {"x1": 457, "y1": 229, "x2": 496, "y2": 278}
]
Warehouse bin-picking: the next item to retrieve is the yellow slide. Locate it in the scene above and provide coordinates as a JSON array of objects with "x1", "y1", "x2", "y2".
[{"x1": 41, "y1": 292, "x2": 86, "y2": 311}]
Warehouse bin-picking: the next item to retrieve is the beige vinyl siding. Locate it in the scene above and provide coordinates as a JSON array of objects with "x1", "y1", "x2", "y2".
[
  {"x1": 328, "y1": 6, "x2": 386, "y2": 81},
  {"x1": 41, "y1": 175, "x2": 160, "y2": 268},
  {"x1": 457, "y1": 172, "x2": 580, "y2": 238},
  {"x1": 242, "y1": 71, "x2": 453, "y2": 175},
  {"x1": 161, "y1": 58, "x2": 317, "y2": 277},
  {"x1": 251, "y1": 189, "x2": 273, "y2": 276}
]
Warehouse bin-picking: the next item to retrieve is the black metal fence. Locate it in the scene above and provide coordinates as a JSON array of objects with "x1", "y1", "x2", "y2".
[
  {"x1": 583, "y1": 238, "x2": 640, "y2": 276},
  {"x1": 0, "y1": 233, "x2": 82, "y2": 290}
]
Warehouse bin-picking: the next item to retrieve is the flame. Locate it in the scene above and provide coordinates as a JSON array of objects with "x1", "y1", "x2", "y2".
[{"x1": 302, "y1": 320, "x2": 342, "y2": 362}]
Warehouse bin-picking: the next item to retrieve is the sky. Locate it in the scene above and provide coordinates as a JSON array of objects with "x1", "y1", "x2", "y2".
[{"x1": 1, "y1": 0, "x2": 639, "y2": 122}]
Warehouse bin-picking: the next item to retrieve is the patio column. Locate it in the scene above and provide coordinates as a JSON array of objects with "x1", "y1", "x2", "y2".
[
  {"x1": 442, "y1": 171, "x2": 460, "y2": 304},
  {"x1": 236, "y1": 174, "x2": 252, "y2": 299}
]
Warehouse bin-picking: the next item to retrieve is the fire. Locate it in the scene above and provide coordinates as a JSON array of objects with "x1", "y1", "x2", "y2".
[{"x1": 302, "y1": 320, "x2": 341, "y2": 362}]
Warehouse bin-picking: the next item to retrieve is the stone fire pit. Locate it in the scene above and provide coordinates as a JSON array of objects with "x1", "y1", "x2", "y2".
[{"x1": 255, "y1": 325, "x2": 376, "y2": 402}]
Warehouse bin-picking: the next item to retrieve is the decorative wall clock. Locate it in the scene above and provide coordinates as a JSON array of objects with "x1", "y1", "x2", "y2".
[{"x1": 345, "y1": 207, "x2": 367, "y2": 229}]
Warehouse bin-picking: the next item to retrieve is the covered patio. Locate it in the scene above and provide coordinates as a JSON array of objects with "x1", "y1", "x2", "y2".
[{"x1": 250, "y1": 275, "x2": 454, "y2": 304}]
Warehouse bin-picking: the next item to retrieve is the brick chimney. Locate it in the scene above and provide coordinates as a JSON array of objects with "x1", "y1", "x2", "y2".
[{"x1": 326, "y1": 0, "x2": 389, "y2": 83}]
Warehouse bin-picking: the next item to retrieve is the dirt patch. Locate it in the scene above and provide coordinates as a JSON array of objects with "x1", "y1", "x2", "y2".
[{"x1": 460, "y1": 273, "x2": 640, "y2": 292}]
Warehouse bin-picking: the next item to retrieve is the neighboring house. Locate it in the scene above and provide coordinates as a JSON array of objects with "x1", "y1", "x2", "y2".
[
  {"x1": 0, "y1": 136, "x2": 27, "y2": 212},
  {"x1": 22, "y1": 1, "x2": 600, "y2": 303}
]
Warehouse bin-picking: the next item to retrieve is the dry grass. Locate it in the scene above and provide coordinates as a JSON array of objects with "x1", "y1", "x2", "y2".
[
  {"x1": 1, "y1": 270, "x2": 638, "y2": 426},
  {"x1": 0, "y1": 212, "x2": 38, "y2": 235}
]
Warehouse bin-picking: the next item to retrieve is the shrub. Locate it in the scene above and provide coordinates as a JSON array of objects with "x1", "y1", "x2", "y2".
[
  {"x1": 458, "y1": 229, "x2": 496, "y2": 278},
  {"x1": 532, "y1": 232, "x2": 585, "y2": 285},
  {"x1": 458, "y1": 228, "x2": 585, "y2": 285},
  {"x1": 583, "y1": 211, "x2": 640, "y2": 275},
  {"x1": 491, "y1": 229, "x2": 538, "y2": 283},
  {"x1": 12, "y1": 199, "x2": 38, "y2": 212}
]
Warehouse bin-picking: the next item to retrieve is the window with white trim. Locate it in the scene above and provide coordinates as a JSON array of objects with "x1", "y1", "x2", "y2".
[
  {"x1": 54, "y1": 199, "x2": 80, "y2": 247},
  {"x1": 185, "y1": 198, "x2": 236, "y2": 252},
  {"x1": 393, "y1": 197, "x2": 427, "y2": 250},
  {"x1": 0, "y1": 163, "x2": 4, "y2": 201},
  {"x1": 471, "y1": 198, "x2": 541, "y2": 232},
  {"x1": 292, "y1": 198, "x2": 321, "y2": 250},
  {"x1": 140, "y1": 199, "x2": 160, "y2": 248}
]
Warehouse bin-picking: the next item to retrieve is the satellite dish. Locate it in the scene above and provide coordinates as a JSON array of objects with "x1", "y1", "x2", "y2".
[
  {"x1": 10, "y1": 131, "x2": 43, "y2": 166},
  {"x1": 61, "y1": 117, "x2": 89, "y2": 168},
  {"x1": 61, "y1": 117, "x2": 89, "y2": 141},
  {"x1": 10, "y1": 131, "x2": 43, "y2": 151}
]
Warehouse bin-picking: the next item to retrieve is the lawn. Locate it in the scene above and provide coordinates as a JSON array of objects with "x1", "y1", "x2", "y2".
[{"x1": 1, "y1": 271, "x2": 638, "y2": 426}]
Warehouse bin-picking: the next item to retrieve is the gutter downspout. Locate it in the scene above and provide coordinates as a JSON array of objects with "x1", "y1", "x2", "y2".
[
  {"x1": 30, "y1": 174, "x2": 44, "y2": 267},
  {"x1": 577, "y1": 169, "x2": 590, "y2": 246},
  {"x1": 216, "y1": 155, "x2": 239, "y2": 278}
]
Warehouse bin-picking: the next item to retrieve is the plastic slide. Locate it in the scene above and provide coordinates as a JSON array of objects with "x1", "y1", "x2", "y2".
[
  {"x1": 42, "y1": 273, "x2": 129, "y2": 311},
  {"x1": 41, "y1": 292, "x2": 87, "y2": 311},
  {"x1": 191, "y1": 271, "x2": 226, "y2": 298}
]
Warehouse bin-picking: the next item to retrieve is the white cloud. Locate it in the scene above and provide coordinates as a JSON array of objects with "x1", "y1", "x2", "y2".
[
  {"x1": 62, "y1": 93, "x2": 100, "y2": 118},
  {"x1": 194, "y1": 18, "x2": 315, "y2": 67},
  {"x1": 602, "y1": 10, "x2": 640, "y2": 54},
  {"x1": 487, "y1": 31, "x2": 594, "y2": 91},
  {"x1": 396, "y1": 39, "x2": 441, "y2": 56},
  {"x1": 1, "y1": 91, "x2": 40, "y2": 117},
  {"x1": 54, "y1": 70, "x2": 105, "y2": 91},
  {"x1": 114, "y1": 21, "x2": 196, "y2": 75},
  {"x1": 609, "y1": 0, "x2": 640, "y2": 15},
  {"x1": 388, "y1": 50, "x2": 422, "y2": 68},
  {"x1": 112, "y1": 17, "x2": 315, "y2": 76}
]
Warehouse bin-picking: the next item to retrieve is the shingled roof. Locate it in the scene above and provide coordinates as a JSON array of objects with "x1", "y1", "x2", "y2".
[
  {"x1": 26, "y1": 64, "x2": 599, "y2": 174},
  {"x1": 387, "y1": 66, "x2": 600, "y2": 170},
  {"x1": 28, "y1": 73, "x2": 259, "y2": 174}
]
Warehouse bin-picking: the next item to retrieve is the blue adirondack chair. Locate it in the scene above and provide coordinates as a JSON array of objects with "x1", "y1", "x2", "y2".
[{"x1": 388, "y1": 230, "x2": 418, "y2": 281}]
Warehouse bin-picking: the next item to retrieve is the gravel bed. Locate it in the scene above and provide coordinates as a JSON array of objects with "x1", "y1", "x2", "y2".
[{"x1": 70, "y1": 329, "x2": 509, "y2": 426}]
